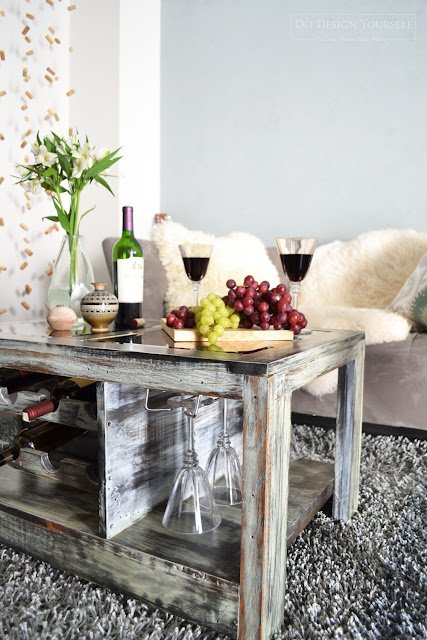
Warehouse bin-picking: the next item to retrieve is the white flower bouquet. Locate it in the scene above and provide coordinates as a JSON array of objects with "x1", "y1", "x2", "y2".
[{"x1": 16, "y1": 131, "x2": 121, "y2": 235}]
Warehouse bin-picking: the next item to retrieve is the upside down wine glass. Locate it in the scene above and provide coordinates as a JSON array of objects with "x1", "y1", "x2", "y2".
[
  {"x1": 162, "y1": 394, "x2": 221, "y2": 535},
  {"x1": 275, "y1": 237, "x2": 318, "y2": 311},
  {"x1": 206, "y1": 398, "x2": 243, "y2": 505},
  {"x1": 178, "y1": 243, "x2": 213, "y2": 307}
]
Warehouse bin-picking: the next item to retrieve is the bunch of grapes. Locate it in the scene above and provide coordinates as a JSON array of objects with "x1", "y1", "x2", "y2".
[
  {"x1": 223, "y1": 275, "x2": 307, "y2": 335},
  {"x1": 166, "y1": 294, "x2": 240, "y2": 346},
  {"x1": 166, "y1": 274, "x2": 307, "y2": 344}
]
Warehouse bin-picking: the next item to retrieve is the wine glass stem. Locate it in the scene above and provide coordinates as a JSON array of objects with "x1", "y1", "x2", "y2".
[
  {"x1": 192, "y1": 282, "x2": 201, "y2": 307},
  {"x1": 184, "y1": 413, "x2": 198, "y2": 468},
  {"x1": 222, "y1": 398, "x2": 228, "y2": 436},
  {"x1": 289, "y1": 282, "x2": 301, "y2": 310}
]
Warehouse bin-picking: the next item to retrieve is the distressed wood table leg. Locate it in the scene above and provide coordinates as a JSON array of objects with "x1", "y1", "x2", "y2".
[
  {"x1": 334, "y1": 339, "x2": 365, "y2": 521},
  {"x1": 239, "y1": 374, "x2": 291, "y2": 640}
]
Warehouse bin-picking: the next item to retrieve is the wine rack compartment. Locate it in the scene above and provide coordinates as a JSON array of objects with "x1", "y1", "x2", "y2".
[
  {"x1": 11, "y1": 447, "x2": 98, "y2": 493},
  {"x1": 0, "y1": 389, "x2": 98, "y2": 432}
]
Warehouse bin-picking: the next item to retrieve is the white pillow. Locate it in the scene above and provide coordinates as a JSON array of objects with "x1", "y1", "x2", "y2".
[{"x1": 151, "y1": 220, "x2": 280, "y2": 312}]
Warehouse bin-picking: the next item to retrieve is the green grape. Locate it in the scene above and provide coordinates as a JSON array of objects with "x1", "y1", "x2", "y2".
[
  {"x1": 213, "y1": 311, "x2": 222, "y2": 321},
  {"x1": 230, "y1": 314, "x2": 240, "y2": 324},
  {"x1": 212, "y1": 324, "x2": 224, "y2": 336},
  {"x1": 200, "y1": 313, "x2": 214, "y2": 326},
  {"x1": 200, "y1": 298, "x2": 209, "y2": 307},
  {"x1": 213, "y1": 297, "x2": 224, "y2": 308},
  {"x1": 199, "y1": 324, "x2": 210, "y2": 336},
  {"x1": 218, "y1": 317, "x2": 231, "y2": 328},
  {"x1": 219, "y1": 307, "x2": 229, "y2": 318},
  {"x1": 207, "y1": 332, "x2": 219, "y2": 344},
  {"x1": 207, "y1": 293, "x2": 217, "y2": 302},
  {"x1": 205, "y1": 302, "x2": 216, "y2": 313}
]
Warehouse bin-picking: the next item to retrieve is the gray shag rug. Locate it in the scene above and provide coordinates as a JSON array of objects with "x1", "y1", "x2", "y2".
[{"x1": 1, "y1": 425, "x2": 426, "y2": 640}]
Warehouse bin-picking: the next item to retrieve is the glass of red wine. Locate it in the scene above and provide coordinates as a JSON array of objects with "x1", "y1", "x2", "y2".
[
  {"x1": 179, "y1": 243, "x2": 213, "y2": 307},
  {"x1": 275, "y1": 237, "x2": 318, "y2": 311}
]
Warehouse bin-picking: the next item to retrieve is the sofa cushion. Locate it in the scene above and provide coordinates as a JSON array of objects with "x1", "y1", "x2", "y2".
[
  {"x1": 102, "y1": 238, "x2": 167, "y2": 319},
  {"x1": 151, "y1": 220, "x2": 280, "y2": 313}
]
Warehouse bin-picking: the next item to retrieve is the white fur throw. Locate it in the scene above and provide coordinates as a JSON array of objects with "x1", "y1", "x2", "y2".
[
  {"x1": 151, "y1": 220, "x2": 280, "y2": 312},
  {"x1": 299, "y1": 229, "x2": 427, "y2": 396}
]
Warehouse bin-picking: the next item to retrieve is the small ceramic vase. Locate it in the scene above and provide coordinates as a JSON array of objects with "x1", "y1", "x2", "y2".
[{"x1": 80, "y1": 283, "x2": 119, "y2": 333}]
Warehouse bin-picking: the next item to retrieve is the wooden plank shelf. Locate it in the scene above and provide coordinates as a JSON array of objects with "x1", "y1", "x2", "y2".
[{"x1": 0, "y1": 458, "x2": 333, "y2": 636}]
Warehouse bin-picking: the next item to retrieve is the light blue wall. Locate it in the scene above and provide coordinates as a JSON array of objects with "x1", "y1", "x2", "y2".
[{"x1": 161, "y1": 0, "x2": 427, "y2": 245}]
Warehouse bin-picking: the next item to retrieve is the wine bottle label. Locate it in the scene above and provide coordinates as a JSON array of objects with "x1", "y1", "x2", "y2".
[{"x1": 117, "y1": 258, "x2": 144, "y2": 303}]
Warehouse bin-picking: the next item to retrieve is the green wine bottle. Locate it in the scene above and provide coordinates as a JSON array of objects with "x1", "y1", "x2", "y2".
[{"x1": 112, "y1": 206, "x2": 144, "y2": 329}]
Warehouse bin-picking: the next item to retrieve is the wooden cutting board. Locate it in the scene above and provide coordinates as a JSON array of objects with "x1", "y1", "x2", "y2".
[{"x1": 161, "y1": 319, "x2": 294, "y2": 342}]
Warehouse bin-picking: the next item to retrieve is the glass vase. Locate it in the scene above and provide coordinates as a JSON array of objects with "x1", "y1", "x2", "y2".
[{"x1": 48, "y1": 234, "x2": 95, "y2": 324}]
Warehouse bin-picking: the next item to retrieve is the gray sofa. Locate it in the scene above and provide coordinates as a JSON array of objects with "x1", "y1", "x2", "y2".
[{"x1": 103, "y1": 238, "x2": 427, "y2": 438}]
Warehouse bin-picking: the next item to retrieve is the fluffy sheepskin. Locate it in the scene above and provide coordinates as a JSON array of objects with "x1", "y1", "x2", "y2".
[
  {"x1": 299, "y1": 229, "x2": 427, "y2": 396},
  {"x1": 152, "y1": 220, "x2": 279, "y2": 312}
]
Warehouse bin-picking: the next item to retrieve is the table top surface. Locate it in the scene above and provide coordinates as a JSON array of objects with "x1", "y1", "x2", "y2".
[{"x1": 0, "y1": 320, "x2": 364, "y2": 378}]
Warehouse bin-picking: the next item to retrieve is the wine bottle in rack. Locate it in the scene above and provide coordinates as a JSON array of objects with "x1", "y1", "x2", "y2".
[
  {"x1": 22, "y1": 378, "x2": 96, "y2": 422},
  {"x1": 0, "y1": 421, "x2": 88, "y2": 468},
  {"x1": 0, "y1": 368, "x2": 53, "y2": 396},
  {"x1": 113, "y1": 205, "x2": 144, "y2": 329}
]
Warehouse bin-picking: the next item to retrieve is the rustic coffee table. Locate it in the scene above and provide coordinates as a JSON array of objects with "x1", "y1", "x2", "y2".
[{"x1": 0, "y1": 321, "x2": 365, "y2": 639}]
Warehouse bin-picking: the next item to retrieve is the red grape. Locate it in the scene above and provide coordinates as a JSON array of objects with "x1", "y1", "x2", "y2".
[
  {"x1": 171, "y1": 309, "x2": 178, "y2": 316},
  {"x1": 236, "y1": 285, "x2": 246, "y2": 297},
  {"x1": 222, "y1": 296, "x2": 229, "y2": 305},
  {"x1": 274, "y1": 323, "x2": 283, "y2": 330},
  {"x1": 228, "y1": 289, "x2": 237, "y2": 300},
  {"x1": 242, "y1": 296, "x2": 253, "y2": 307},
  {"x1": 252, "y1": 280, "x2": 259, "y2": 289},
  {"x1": 226, "y1": 279, "x2": 236, "y2": 289},
  {"x1": 260, "y1": 311, "x2": 271, "y2": 323},
  {"x1": 251, "y1": 312, "x2": 261, "y2": 324},
  {"x1": 242, "y1": 318, "x2": 254, "y2": 329},
  {"x1": 176, "y1": 309, "x2": 187, "y2": 319},
  {"x1": 166, "y1": 313, "x2": 176, "y2": 327},
  {"x1": 245, "y1": 288, "x2": 256, "y2": 298},
  {"x1": 258, "y1": 282, "x2": 269, "y2": 294},
  {"x1": 186, "y1": 310, "x2": 195, "y2": 319},
  {"x1": 173, "y1": 318, "x2": 184, "y2": 329},
  {"x1": 185, "y1": 318, "x2": 195, "y2": 328},
  {"x1": 288, "y1": 310, "x2": 300, "y2": 325},
  {"x1": 270, "y1": 292, "x2": 281, "y2": 304},
  {"x1": 258, "y1": 301, "x2": 269, "y2": 313},
  {"x1": 276, "y1": 297, "x2": 287, "y2": 311},
  {"x1": 243, "y1": 305, "x2": 254, "y2": 316},
  {"x1": 260, "y1": 322, "x2": 270, "y2": 330},
  {"x1": 234, "y1": 300, "x2": 244, "y2": 311},
  {"x1": 244, "y1": 275, "x2": 254, "y2": 286},
  {"x1": 276, "y1": 284, "x2": 287, "y2": 295},
  {"x1": 293, "y1": 324, "x2": 302, "y2": 335},
  {"x1": 283, "y1": 293, "x2": 292, "y2": 304}
]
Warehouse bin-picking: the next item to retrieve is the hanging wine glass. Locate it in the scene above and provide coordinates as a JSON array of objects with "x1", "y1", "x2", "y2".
[
  {"x1": 162, "y1": 394, "x2": 221, "y2": 535},
  {"x1": 205, "y1": 398, "x2": 242, "y2": 505},
  {"x1": 178, "y1": 243, "x2": 213, "y2": 307},
  {"x1": 275, "y1": 237, "x2": 317, "y2": 311}
]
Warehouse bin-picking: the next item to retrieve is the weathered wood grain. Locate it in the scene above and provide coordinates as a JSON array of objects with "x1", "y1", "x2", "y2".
[
  {"x1": 239, "y1": 375, "x2": 292, "y2": 640},
  {"x1": 334, "y1": 339, "x2": 365, "y2": 521}
]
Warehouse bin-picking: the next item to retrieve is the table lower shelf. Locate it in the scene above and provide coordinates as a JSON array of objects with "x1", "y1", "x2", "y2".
[{"x1": 0, "y1": 458, "x2": 334, "y2": 635}]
